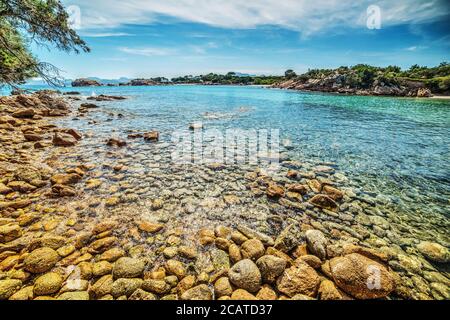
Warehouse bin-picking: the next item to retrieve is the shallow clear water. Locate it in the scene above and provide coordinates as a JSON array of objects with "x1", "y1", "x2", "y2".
[{"x1": 17, "y1": 84, "x2": 450, "y2": 220}]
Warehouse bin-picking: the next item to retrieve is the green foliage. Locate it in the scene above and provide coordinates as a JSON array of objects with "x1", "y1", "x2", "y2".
[
  {"x1": 425, "y1": 76, "x2": 450, "y2": 93},
  {"x1": 171, "y1": 72, "x2": 283, "y2": 85},
  {"x1": 284, "y1": 69, "x2": 296, "y2": 79},
  {"x1": 0, "y1": 20, "x2": 37, "y2": 85},
  {"x1": 286, "y1": 62, "x2": 450, "y2": 93},
  {"x1": 0, "y1": 0, "x2": 89, "y2": 87}
]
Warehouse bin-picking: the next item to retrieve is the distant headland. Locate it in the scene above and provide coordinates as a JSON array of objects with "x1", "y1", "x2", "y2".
[{"x1": 69, "y1": 63, "x2": 450, "y2": 98}]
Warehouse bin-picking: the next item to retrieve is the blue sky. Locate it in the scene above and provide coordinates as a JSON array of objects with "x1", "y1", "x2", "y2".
[{"x1": 32, "y1": 0, "x2": 450, "y2": 79}]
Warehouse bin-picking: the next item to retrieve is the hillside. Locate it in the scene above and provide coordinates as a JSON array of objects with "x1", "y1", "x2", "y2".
[{"x1": 273, "y1": 63, "x2": 450, "y2": 97}]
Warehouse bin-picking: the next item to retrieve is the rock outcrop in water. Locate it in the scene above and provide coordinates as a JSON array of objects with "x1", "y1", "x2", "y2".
[
  {"x1": 71, "y1": 78, "x2": 102, "y2": 87},
  {"x1": 273, "y1": 75, "x2": 432, "y2": 97}
]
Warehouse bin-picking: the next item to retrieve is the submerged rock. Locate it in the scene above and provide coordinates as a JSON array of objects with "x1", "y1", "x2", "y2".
[
  {"x1": 274, "y1": 223, "x2": 303, "y2": 253},
  {"x1": 329, "y1": 253, "x2": 396, "y2": 299},
  {"x1": 143, "y1": 131, "x2": 159, "y2": 142},
  {"x1": 305, "y1": 229, "x2": 328, "y2": 261},
  {"x1": 309, "y1": 194, "x2": 338, "y2": 210},
  {"x1": 53, "y1": 132, "x2": 77, "y2": 146},
  {"x1": 417, "y1": 242, "x2": 449, "y2": 263}
]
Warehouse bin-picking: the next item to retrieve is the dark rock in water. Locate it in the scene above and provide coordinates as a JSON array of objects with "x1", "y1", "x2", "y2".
[
  {"x1": 189, "y1": 122, "x2": 203, "y2": 130},
  {"x1": 106, "y1": 138, "x2": 127, "y2": 147},
  {"x1": 80, "y1": 103, "x2": 99, "y2": 109},
  {"x1": 71, "y1": 78, "x2": 102, "y2": 87},
  {"x1": 309, "y1": 194, "x2": 338, "y2": 210},
  {"x1": 417, "y1": 241, "x2": 450, "y2": 263},
  {"x1": 60, "y1": 128, "x2": 82, "y2": 140},
  {"x1": 237, "y1": 225, "x2": 274, "y2": 246},
  {"x1": 127, "y1": 79, "x2": 158, "y2": 86},
  {"x1": 274, "y1": 223, "x2": 304, "y2": 253},
  {"x1": 143, "y1": 131, "x2": 159, "y2": 142},
  {"x1": 305, "y1": 229, "x2": 328, "y2": 260},
  {"x1": 266, "y1": 183, "x2": 285, "y2": 198},
  {"x1": 87, "y1": 94, "x2": 126, "y2": 101},
  {"x1": 128, "y1": 133, "x2": 143, "y2": 139},
  {"x1": 64, "y1": 91, "x2": 81, "y2": 95},
  {"x1": 52, "y1": 132, "x2": 77, "y2": 147}
]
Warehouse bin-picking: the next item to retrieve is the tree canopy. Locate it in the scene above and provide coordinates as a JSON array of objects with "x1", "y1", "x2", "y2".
[{"x1": 0, "y1": 0, "x2": 89, "y2": 87}]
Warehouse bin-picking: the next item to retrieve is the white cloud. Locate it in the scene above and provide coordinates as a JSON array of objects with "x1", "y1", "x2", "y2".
[
  {"x1": 80, "y1": 32, "x2": 134, "y2": 37},
  {"x1": 118, "y1": 47, "x2": 177, "y2": 56},
  {"x1": 191, "y1": 41, "x2": 219, "y2": 54},
  {"x1": 405, "y1": 45, "x2": 428, "y2": 51},
  {"x1": 65, "y1": 0, "x2": 449, "y2": 35}
]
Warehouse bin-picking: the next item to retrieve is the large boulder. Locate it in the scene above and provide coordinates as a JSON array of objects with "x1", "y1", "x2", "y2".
[
  {"x1": 417, "y1": 241, "x2": 449, "y2": 263},
  {"x1": 228, "y1": 259, "x2": 261, "y2": 293},
  {"x1": 329, "y1": 253, "x2": 396, "y2": 299},
  {"x1": 240, "y1": 239, "x2": 265, "y2": 260},
  {"x1": 23, "y1": 247, "x2": 59, "y2": 273},
  {"x1": 256, "y1": 255, "x2": 287, "y2": 283},
  {"x1": 276, "y1": 262, "x2": 320, "y2": 297},
  {"x1": 33, "y1": 272, "x2": 63, "y2": 296},
  {"x1": 53, "y1": 133, "x2": 77, "y2": 147},
  {"x1": 12, "y1": 108, "x2": 35, "y2": 119},
  {"x1": 417, "y1": 88, "x2": 432, "y2": 97}
]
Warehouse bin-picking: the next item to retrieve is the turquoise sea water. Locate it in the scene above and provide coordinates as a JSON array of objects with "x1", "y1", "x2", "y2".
[{"x1": 8, "y1": 85, "x2": 450, "y2": 218}]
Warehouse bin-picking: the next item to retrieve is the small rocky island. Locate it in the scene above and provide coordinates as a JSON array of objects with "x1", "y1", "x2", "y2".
[
  {"x1": 71, "y1": 78, "x2": 168, "y2": 87},
  {"x1": 71, "y1": 79, "x2": 102, "y2": 87}
]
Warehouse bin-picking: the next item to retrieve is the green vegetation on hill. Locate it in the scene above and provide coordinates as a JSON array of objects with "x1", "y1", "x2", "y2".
[
  {"x1": 171, "y1": 72, "x2": 283, "y2": 85},
  {"x1": 293, "y1": 62, "x2": 450, "y2": 93}
]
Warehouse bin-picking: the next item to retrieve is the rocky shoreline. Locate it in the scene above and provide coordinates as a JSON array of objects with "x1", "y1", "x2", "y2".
[
  {"x1": 0, "y1": 92, "x2": 449, "y2": 300},
  {"x1": 272, "y1": 77, "x2": 434, "y2": 97}
]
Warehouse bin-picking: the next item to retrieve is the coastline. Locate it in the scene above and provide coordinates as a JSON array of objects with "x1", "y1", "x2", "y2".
[
  {"x1": 0, "y1": 90, "x2": 449, "y2": 301},
  {"x1": 268, "y1": 86, "x2": 450, "y2": 100},
  {"x1": 18, "y1": 83, "x2": 448, "y2": 100}
]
